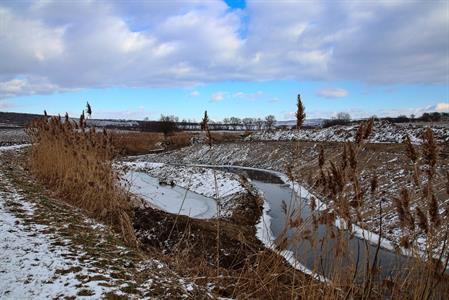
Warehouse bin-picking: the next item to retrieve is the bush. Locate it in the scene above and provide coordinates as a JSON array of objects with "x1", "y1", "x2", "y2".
[{"x1": 322, "y1": 118, "x2": 351, "y2": 128}]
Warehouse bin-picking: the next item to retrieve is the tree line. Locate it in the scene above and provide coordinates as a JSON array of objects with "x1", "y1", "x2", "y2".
[{"x1": 139, "y1": 114, "x2": 278, "y2": 133}]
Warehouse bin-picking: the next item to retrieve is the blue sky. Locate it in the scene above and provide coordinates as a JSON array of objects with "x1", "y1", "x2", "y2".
[{"x1": 0, "y1": 0, "x2": 448, "y2": 121}]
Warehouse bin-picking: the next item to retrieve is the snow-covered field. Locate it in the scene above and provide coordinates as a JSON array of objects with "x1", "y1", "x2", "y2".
[
  {"x1": 0, "y1": 129, "x2": 29, "y2": 146},
  {"x1": 0, "y1": 169, "x2": 121, "y2": 298},
  {"x1": 121, "y1": 162, "x2": 246, "y2": 219},
  {"x1": 246, "y1": 121, "x2": 449, "y2": 144}
]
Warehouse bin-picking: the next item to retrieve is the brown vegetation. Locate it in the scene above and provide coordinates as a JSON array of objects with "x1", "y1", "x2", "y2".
[
  {"x1": 111, "y1": 131, "x2": 192, "y2": 155},
  {"x1": 26, "y1": 114, "x2": 138, "y2": 247}
]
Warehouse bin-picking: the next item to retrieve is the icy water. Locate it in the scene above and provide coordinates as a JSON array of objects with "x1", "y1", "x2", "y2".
[
  {"x1": 216, "y1": 166, "x2": 412, "y2": 281},
  {"x1": 126, "y1": 164, "x2": 435, "y2": 282},
  {"x1": 124, "y1": 171, "x2": 218, "y2": 219}
]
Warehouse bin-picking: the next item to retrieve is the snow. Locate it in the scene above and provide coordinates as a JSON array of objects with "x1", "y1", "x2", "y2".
[
  {"x1": 86, "y1": 119, "x2": 139, "y2": 128},
  {"x1": 246, "y1": 121, "x2": 449, "y2": 144},
  {"x1": 0, "y1": 146, "x2": 198, "y2": 298},
  {"x1": 121, "y1": 161, "x2": 246, "y2": 218},
  {"x1": 0, "y1": 129, "x2": 30, "y2": 146},
  {"x1": 123, "y1": 161, "x2": 245, "y2": 199},
  {"x1": 0, "y1": 175, "x2": 116, "y2": 299},
  {"x1": 124, "y1": 171, "x2": 218, "y2": 219},
  {"x1": 0, "y1": 144, "x2": 29, "y2": 152}
]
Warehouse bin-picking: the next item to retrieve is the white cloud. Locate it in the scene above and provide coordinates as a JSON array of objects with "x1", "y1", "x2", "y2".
[
  {"x1": 189, "y1": 90, "x2": 200, "y2": 97},
  {"x1": 0, "y1": 77, "x2": 74, "y2": 99},
  {"x1": 0, "y1": 0, "x2": 447, "y2": 98},
  {"x1": 211, "y1": 91, "x2": 225, "y2": 102},
  {"x1": 435, "y1": 102, "x2": 449, "y2": 112},
  {"x1": 316, "y1": 88, "x2": 349, "y2": 98},
  {"x1": 232, "y1": 91, "x2": 263, "y2": 100},
  {"x1": 93, "y1": 106, "x2": 153, "y2": 120}
]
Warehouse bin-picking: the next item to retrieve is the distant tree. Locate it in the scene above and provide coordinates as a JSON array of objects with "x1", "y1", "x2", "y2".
[
  {"x1": 296, "y1": 94, "x2": 306, "y2": 129},
  {"x1": 430, "y1": 112, "x2": 441, "y2": 122},
  {"x1": 421, "y1": 113, "x2": 432, "y2": 122},
  {"x1": 242, "y1": 117, "x2": 254, "y2": 131},
  {"x1": 201, "y1": 110, "x2": 212, "y2": 147},
  {"x1": 322, "y1": 112, "x2": 351, "y2": 128},
  {"x1": 255, "y1": 118, "x2": 264, "y2": 131},
  {"x1": 397, "y1": 115, "x2": 409, "y2": 123},
  {"x1": 200, "y1": 111, "x2": 209, "y2": 131},
  {"x1": 410, "y1": 114, "x2": 415, "y2": 120},
  {"x1": 159, "y1": 114, "x2": 178, "y2": 137},
  {"x1": 229, "y1": 117, "x2": 241, "y2": 130},
  {"x1": 336, "y1": 112, "x2": 351, "y2": 121},
  {"x1": 143, "y1": 117, "x2": 149, "y2": 121},
  {"x1": 265, "y1": 115, "x2": 276, "y2": 131}
]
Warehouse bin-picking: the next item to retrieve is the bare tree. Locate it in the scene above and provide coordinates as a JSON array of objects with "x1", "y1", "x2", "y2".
[
  {"x1": 242, "y1": 117, "x2": 254, "y2": 131},
  {"x1": 265, "y1": 115, "x2": 276, "y2": 131},
  {"x1": 159, "y1": 115, "x2": 178, "y2": 137},
  {"x1": 229, "y1": 117, "x2": 241, "y2": 130},
  {"x1": 255, "y1": 118, "x2": 264, "y2": 131},
  {"x1": 336, "y1": 112, "x2": 351, "y2": 121}
]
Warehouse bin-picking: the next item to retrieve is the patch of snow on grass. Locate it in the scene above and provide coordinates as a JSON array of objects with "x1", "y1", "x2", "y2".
[
  {"x1": 246, "y1": 121, "x2": 449, "y2": 144},
  {"x1": 0, "y1": 183, "x2": 112, "y2": 298}
]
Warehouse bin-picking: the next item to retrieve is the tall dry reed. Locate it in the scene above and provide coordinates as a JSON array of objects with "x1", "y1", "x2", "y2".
[{"x1": 26, "y1": 111, "x2": 138, "y2": 247}]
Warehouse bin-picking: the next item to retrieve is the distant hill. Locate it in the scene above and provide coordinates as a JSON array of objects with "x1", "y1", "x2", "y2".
[
  {"x1": 0, "y1": 111, "x2": 44, "y2": 127},
  {"x1": 0, "y1": 111, "x2": 139, "y2": 129}
]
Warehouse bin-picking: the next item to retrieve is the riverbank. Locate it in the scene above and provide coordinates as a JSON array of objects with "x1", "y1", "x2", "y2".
[{"x1": 127, "y1": 141, "x2": 449, "y2": 254}]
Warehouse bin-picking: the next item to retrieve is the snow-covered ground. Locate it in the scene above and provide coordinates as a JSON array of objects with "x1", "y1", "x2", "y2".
[
  {"x1": 246, "y1": 121, "x2": 449, "y2": 144},
  {"x1": 121, "y1": 162, "x2": 246, "y2": 219},
  {"x1": 0, "y1": 129, "x2": 29, "y2": 146},
  {"x1": 0, "y1": 171, "x2": 121, "y2": 298}
]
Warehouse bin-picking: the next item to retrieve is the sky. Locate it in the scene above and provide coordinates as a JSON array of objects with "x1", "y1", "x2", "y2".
[{"x1": 0, "y1": 0, "x2": 448, "y2": 121}]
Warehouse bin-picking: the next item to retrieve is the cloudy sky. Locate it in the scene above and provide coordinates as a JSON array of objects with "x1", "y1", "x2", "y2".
[{"x1": 0, "y1": 0, "x2": 448, "y2": 121}]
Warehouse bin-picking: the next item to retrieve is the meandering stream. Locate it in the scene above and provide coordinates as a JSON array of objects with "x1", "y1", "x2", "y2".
[{"x1": 126, "y1": 164, "x2": 416, "y2": 281}]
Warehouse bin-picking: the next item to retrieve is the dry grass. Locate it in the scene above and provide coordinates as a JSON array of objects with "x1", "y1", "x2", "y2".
[
  {"x1": 112, "y1": 131, "x2": 192, "y2": 155},
  {"x1": 111, "y1": 132, "x2": 163, "y2": 155},
  {"x1": 210, "y1": 131, "x2": 243, "y2": 143},
  {"x1": 166, "y1": 132, "x2": 192, "y2": 149},
  {"x1": 23, "y1": 111, "x2": 449, "y2": 298},
  {"x1": 26, "y1": 114, "x2": 138, "y2": 247},
  {"x1": 283, "y1": 119, "x2": 449, "y2": 299},
  {"x1": 111, "y1": 131, "x2": 239, "y2": 156}
]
